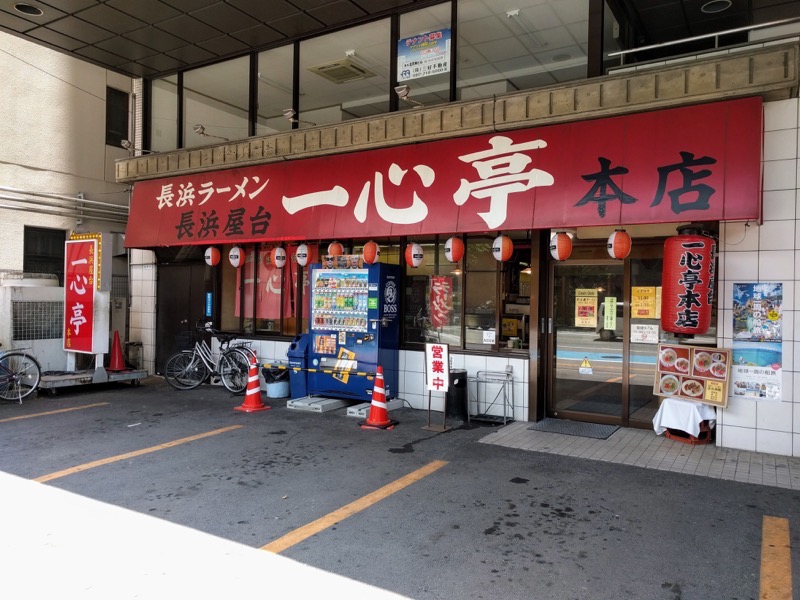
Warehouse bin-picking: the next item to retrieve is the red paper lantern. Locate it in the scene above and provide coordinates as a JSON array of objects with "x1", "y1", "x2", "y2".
[
  {"x1": 661, "y1": 234, "x2": 716, "y2": 336},
  {"x1": 270, "y1": 247, "x2": 287, "y2": 269},
  {"x1": 445, "y1": 236, "x2": 464, "y2": 263},
  {"x1": 549, "y1": 232, "x2": 573, "y2": 261},
  {"x1": 363, "y1": 240, "x2": 380, "y2": 264},
  {"x1": 328, "y1": 241, "x2": 344, "y2": 256},
  {"x1": 295, "y1": 243, "x2": 309, "y2": 267},
  {"x1": 607, "y1": 229, "x2": 632, "y2": 260},
  {"x1": 204, "y1": 246, "x2": 220, "y2": 266},
  {"x1": 405, "y1": 242, "x2": 423, "y2": 268},
  {"x1": 228, "y1": 246, "x2": 243, "y2": 268}
]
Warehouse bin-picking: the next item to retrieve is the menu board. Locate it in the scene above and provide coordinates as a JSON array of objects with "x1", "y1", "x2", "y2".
[{"x1": 653, "y1": 343, "x2": 731, "y2": 408}]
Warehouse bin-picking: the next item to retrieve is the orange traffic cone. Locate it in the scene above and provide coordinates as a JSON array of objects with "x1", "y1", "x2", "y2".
[
  {"x1": 108, "y1": 330, "x2": 125, "y2": 372},
  {"x1": 359, "y1": 366, "x2": 398, "y2": 430},
  {"x1": 235, "y1": 354, "x2": 271, "y2": 413}
]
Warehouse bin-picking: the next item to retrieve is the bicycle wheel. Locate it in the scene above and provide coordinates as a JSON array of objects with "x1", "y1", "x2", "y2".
[
  {"x1": 165, "y1": 352, "x2": 208, "y2": 390},
  {"x1": 0, "y1": 352, "x2": 42, "y2": 403},
  {"x1": 219, "y1": 348, "x2": 251, "y2": 393}
]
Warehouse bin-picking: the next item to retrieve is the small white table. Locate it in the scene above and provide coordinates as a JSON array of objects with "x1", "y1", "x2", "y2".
[{"x1": 653, "y1": 397, "x2": 717, "y2": 438}]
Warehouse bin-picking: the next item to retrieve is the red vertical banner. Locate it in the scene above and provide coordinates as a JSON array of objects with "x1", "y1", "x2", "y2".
[
  {"x1": 64, "y1": 239, "x2": 97, "y2": 353},
  {"x1": 429, "y1": 276, "x2": 453, "y2": 328}
]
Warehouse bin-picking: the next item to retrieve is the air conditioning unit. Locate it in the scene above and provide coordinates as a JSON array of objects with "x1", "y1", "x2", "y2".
[{"x1": 307, "y1": 56, "x2": 377, "y2": 84}]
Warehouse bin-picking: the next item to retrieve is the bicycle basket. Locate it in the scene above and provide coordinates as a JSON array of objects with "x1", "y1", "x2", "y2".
[{"x1": 174, "y1": 330, "x2": 193, "y2": 351}]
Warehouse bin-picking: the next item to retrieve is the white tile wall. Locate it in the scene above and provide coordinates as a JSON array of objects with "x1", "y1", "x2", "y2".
[
  {"x1": 716, "y1": 98, "x2": 800, "y2": 457},
  {"x1": 395, "y1": 350, "x2": 529, "y2": 419}
]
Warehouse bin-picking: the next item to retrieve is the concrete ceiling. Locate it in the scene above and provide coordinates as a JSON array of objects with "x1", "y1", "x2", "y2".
[{"x1": 0, "y1": 0, "x2": 797, "y2": 79}]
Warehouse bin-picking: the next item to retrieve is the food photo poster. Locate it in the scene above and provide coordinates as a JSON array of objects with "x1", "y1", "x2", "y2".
[{"x1": 731, "y1": 283, "x2": 782, "y2": 401}]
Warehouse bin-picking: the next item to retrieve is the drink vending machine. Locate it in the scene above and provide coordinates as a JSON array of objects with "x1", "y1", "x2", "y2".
[{"x1": 307, "y1": 261, "x2": 400, "y2": 402}]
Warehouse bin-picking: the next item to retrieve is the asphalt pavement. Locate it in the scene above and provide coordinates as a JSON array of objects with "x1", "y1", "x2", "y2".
[{"x1": 1, "y1": 376, "x2": 797, "y2": 599}]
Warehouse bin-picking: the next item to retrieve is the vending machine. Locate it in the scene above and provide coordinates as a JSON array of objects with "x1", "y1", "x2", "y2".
[{"x1": 307, "y1": 260, "x2": 400, "y2": 402}]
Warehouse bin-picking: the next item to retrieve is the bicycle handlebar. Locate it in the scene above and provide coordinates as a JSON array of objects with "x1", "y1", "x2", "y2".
[{"x1": 194, "y1": 319, "x2": 240, "y2": 348}]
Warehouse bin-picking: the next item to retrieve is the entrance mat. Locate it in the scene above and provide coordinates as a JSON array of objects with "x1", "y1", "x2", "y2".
[{"x1": 528, "y1": 418, "x2": 619, "y2": 440}]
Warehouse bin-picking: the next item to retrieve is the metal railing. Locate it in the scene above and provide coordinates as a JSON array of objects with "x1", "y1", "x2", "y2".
[{"x1": 608, "y1": 17, "x2": 800, "y2": 66}]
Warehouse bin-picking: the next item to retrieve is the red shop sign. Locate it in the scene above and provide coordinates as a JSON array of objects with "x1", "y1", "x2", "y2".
[
  {"x1": 126, "y1": 98, "x2": 762, "y2": 248},
  {"x1": 63, "y1": 239, "x2": 97, "y2": 353},
  {"x1": 661, "y1": 235, "x2": 716, "y2": 336}
]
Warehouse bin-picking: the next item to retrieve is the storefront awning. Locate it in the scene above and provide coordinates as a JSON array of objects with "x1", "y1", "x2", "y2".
[{"x1": 126, "y1": 97, "x2": 762, "y2": 248}]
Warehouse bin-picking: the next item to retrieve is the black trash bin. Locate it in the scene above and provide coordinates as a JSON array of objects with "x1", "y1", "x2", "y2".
[
  {"x1": 446, "y1": 369, "x2": 468, "y2": 421},
  {"x1": 286, "y1": 334, "x2": 309, "y2": 399}
]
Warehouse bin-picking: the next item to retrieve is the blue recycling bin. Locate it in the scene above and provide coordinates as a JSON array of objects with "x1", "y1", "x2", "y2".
[{"x1": 286, "y1": 334, "x2": 309, "y2": 399}]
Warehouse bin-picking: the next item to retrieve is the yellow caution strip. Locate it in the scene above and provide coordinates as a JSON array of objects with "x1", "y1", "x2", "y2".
[
  {"x1": 0, "y1": 402, "x2": 110, "y2": 423},
  {"x1": 34, "y1": 425, "x2": 243, "y2": 483},
  {"x1": 262, "y1": 363, "x2": 374, "y2": 379},
  {"x1": 760, "y1": 516, "x2": 792, "y2": 600},
  {"x1": 261, "y1": 459, "x2": 448, "y2": 554}
]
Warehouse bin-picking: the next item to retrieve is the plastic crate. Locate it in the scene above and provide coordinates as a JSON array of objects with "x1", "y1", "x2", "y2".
[{"x1": 665, "y1": 420, "x2": 714, "y2": 445}]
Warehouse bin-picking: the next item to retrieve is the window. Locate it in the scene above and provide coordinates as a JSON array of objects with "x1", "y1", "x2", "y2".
[
  {"x1": 184, "y1": 57, "x2": 250, "y2": 148},
  {"x1": 402, "y1": 236, "x2": 463, "y2": 348},
  {"x1": 398, "y1": 2, "x2": 452, "y2": 110},
  {"x1": 150, "y1": 75, "x2": 178, "y2": 152},
  {"x1": 257, "y1": 45, "x2": 295, "y2": 135},
  {"x1": 464, "y1": 235, "x2": 497, "y2": 350},
  {"x1": 299, "y1": 19, "x2": 391, "y2": 125},
  {"x1": 457, "y1": 0, "x2": 589, "y2": 100},
  {"x1": 106, "y1": 87, "x2": 129, "y2": 147},
  {"x1": 23, "y1": 226, "x2": 66, "y2": 285}
]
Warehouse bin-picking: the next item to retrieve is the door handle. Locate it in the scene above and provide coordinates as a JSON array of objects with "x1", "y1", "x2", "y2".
[{"x1": 547, "y1": 318, "x2": 553, "y2": 334}]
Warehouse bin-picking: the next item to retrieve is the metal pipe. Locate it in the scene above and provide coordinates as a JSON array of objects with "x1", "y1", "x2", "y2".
[
  {"x1": 0, "y1": 186, "x2": 130, "y2": 209},
  {"x1": 0, "y1": 194, "x2": 128, "y2": 217}
]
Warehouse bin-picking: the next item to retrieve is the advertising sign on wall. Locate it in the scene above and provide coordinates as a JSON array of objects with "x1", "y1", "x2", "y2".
[
  {"x1": 397, "y1": 28, "x2": 451, "y2": 81},
  {"x1": 731, "y1": 283, "x2": 783, "y2": 401},
  {"x1": 127, "y1": 98, "x2": 763, "y2": 248}
]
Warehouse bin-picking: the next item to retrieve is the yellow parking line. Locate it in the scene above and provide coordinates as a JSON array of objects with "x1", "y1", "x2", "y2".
[
  {"x1": 262, "y1": 460, "x2": 448, "y2": 554},
  {"x1": 0, "y1": 402, "x2": 110, "y2": 423},
  {"x1": 34, "y1": 425, "x2": 243, "y2": 483},
  {"x1": 760, "y1": 516, "x2": 792, "y2": 600}
]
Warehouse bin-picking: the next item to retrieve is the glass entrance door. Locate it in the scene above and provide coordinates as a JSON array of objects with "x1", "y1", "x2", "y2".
[{"x1": 549, "y1": 262, "x2": 626, "y2": 423}]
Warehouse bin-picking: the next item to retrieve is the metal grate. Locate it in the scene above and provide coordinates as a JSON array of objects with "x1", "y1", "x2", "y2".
[
  {"x1": 111, "y1": 274, "x2": 128, "y2": 298},
  {"x1": 12, "y1": 301, "x2": 64, "y2": 341}
]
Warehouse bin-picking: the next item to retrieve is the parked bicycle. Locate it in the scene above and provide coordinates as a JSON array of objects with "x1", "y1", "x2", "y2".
[
  {"x1": 164, "y1": 320, "x2": 254, "y2": 393},
  {"x1": 0, "y1": 343, "x2": 42, "y2": 403}
]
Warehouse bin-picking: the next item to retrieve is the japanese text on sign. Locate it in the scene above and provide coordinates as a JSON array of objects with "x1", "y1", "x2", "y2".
[{"x1": 425, "y1": 343, "x2": 450, "y2": 392}]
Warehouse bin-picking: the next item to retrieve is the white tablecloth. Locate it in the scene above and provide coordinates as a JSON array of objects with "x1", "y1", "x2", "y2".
[{"x1": 652, "y1": 397, "x2": 717, "y2": 438}]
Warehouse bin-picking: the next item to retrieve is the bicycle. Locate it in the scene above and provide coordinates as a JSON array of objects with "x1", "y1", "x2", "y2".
[
  {"x1": 164, "y1": 321, "x2": 253, "y2": 393},
  {"x1": 0, "y1": 343, "x2": 42, "y2": 403}
]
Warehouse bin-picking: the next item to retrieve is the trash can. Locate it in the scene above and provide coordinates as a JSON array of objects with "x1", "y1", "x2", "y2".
[
  {"x1": 261, "y1": 365, "x2": 290, "y2": 398},
  {"x1": 286, "y1": 334, "x2": 309, "y2": 399},
  {"x1": 446, "y1": 369, "x2": 468, "y2": 421}
]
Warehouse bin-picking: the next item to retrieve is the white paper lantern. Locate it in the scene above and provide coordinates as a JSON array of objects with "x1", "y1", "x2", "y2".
[
  {"x1": 295, "y1": 243, "x2": 309, "y2": 267},
  {"x1": 270, "y1": 247, "x2": 287, "y2": 268},
  {"x1": 204, "y1": 246, "x2": 220, "y2": 266},
  {"x1": 229, "y1": 246, "x2": 243, "y2": 268}
]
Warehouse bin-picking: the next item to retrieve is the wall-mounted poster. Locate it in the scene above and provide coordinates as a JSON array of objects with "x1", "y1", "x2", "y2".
[
  {"x1": 731, "y1": 341, "x2": 782, "y2": 400},
  {"x1": 733, "y1": 283, "x2": 782, "y2": 341},
  {"x1": 575, "y1": 288, "x2": 598, "y2": 328}
]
